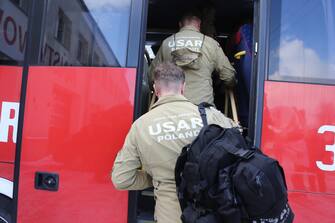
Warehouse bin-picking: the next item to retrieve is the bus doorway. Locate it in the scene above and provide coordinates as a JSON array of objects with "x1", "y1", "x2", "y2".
[
  {"x1": 144, "y1": 0, "x2": 255, "y2": 129},
  {"x1": 136, "y1": 0, "x2": 255, "y2": 222}
]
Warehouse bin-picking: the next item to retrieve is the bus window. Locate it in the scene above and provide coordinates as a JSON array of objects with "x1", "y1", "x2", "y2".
[
  {"x1": 32, "y1": 0, "x2": 131, "y2": 67},
  {"x1": 0, "y1": 0, "x2": 30, "y2": 66},
  {"x1": 268, "y1": 0, "x2": 335, "y2": 85}
]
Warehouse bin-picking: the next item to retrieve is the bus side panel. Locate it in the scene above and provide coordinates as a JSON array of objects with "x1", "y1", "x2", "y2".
[
  {"x1": 288, "y1": 191, "x2": 335, "y2": 222},
  {"x1": 0, "y1": 163, "x2": 14, "y2": 181},
  {"x1": 0, "y1": 66, "x2": 22, "y2": 192},
  {"x1": 18, "y1": 67, "x2": 136, "y2": 223},
  {"x1": 0, "y1": 66, "x2": 22, "y2": 163},
  {"x1": 261, "y1": 81, "x2": 335, "y2": 223}
]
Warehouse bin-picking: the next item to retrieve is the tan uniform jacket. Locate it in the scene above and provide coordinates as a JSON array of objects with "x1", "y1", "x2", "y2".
[
  {"x1": 149, "y1": 26, "x2": 236, "y2": 105},
  {"x1": 112, "y1": 95, "x2": 237, "y2": 223}
]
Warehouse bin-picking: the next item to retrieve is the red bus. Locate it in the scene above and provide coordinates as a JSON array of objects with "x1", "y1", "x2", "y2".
[{"x1": 0, "y1": 0, "x2": 334, "y2": 222}]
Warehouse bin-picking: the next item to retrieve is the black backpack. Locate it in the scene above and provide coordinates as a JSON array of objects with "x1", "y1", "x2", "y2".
[{"x1": 175, "y1": 103, "x2": 294, "y2": 223}]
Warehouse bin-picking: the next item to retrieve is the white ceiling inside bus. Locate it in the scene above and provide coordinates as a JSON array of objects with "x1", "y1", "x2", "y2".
[{"x1": 147, "y1": 0, "x2": 253, "y2": 35}]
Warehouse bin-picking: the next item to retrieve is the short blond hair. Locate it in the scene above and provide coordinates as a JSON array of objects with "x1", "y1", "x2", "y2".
[{"x1": 153, "y1": 62, "x2": 185, "y2": 84}]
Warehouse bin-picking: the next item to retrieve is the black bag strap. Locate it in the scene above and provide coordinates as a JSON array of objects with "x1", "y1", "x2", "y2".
[
  {"x1": 223, "y1": 145, "x2": 254, "y2": 159},
  {"x1": 198, "y1": 104, "x2": 253, "y2": 159},
  {"x1": 198, "y1": 102, "x2": 212, "y2": 126},
  {"x1": 175, "y1": 145, "x2": 189, "y2": 186},
  {"x1": 220, "y1": 128, "x2": 255, "y2": 159}
]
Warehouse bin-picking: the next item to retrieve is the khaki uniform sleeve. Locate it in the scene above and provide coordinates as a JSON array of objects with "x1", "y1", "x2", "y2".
[
  {"x1": 111, "y1": 124, "x2": 153, "y2": 190},
  {"x1": 206, "y1": 107, "x2": 239, "y2": 128},
  {"x1": 214, "y1": 43, "x2": 237, "y2": 87},
  {"x1": 148, "y1": 45, "x2": 164, "y2": 86}
]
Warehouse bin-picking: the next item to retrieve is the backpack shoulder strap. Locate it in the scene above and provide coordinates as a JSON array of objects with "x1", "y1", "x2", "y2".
[
  {"x1": 198, "y1": 102, "x2": 212, "y2": 126},
  {"x1": 224, "y1": 145, "x2": 255, "y2": 159},
  {"x1": 221, "y1": 128, "x2": 255, "y2": 159}
]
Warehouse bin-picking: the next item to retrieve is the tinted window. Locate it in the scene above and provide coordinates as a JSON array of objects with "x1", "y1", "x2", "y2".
[
  {"x1": 269, "y1": 0, "x2": 335, "y2": 84},
  {"x1": 37, "y1": 0, "x2": 131, "y2": 67},
  {"x1": 0, "y1": 0, "x2": 30, "y2": 65}
]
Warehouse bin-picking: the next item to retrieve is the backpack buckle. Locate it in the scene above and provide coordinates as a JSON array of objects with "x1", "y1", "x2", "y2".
[
  {"x1": 236, "y1": 149, "x2": 254, "y2": 159},
  {"x1": 191, "y1": 201, "x2": 207, "y2": 217}
]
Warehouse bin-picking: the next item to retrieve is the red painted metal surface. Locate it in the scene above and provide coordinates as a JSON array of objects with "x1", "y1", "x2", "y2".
[
  {"x1": 17, "y1": 67, "x2": 136, "y2": 223},
  {"x1": 0, "y1": 66, "x2": 22, "y2": 181},
  {"x1": 262, "y1": 81, "x2": 335, "y2": 222},
  {"x1": 288, "y1": 192, "x2": 335, "y2": 223},
  {"x1": 0, "y1": 162, "x2": 14, "y2": 181}
]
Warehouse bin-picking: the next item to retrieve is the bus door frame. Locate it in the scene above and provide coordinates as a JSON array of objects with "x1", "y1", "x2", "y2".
[
  {"x1": 127, "y1": 0, "x2": 149, "y2": 222},
  {"x1": 248, "y1": 0, "x2": 269, "y2": 148},
  {"x1": 128, "y1": 0, "x2": 271, "y2": 221}
]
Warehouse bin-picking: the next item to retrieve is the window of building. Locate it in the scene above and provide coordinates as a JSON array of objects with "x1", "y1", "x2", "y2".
[
  {"x1": 56, "y1": 9, "x2": 72, "y2": 51},
  {"x1": 0, "y1": 0, "x2": 29, "y2": 65},
  {"x1": 32, "y1": 0, "x2": 132, "y2": 67},
  {"x1": 268, "y1": 0, "x2": 335, "y2": 85},
  {"x1": 77, "y1": 34, "x2": 89, "y2": 65},
  {"x1": 11, "y1": 0, "x2": 29, "y2": 13},
  {"x1": 93, "y1": 52, "x2": 100, "y2": 66}
]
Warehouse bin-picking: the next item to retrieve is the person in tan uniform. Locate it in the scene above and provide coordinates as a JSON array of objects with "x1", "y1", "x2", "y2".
[
  {"x1": 112, "y1": 62, "x2": 237, "y2": 223},
  {"x1": 149, "y1": 11, "x2": 236, "y2": 105}
]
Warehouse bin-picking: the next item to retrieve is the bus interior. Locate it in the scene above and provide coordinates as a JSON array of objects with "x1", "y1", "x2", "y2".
[{"x1": 138, "y1": 0, "x2": 254, "y2": 221}]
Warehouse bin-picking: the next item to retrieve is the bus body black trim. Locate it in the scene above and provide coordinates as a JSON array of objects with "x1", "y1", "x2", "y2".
[
  {"x1": 250, "y1": 0, "x2": 269, "y2": 148},
  {"x1": 12, "y1": 0, "x2": 37, "y2": 222},
  {"x1": 247, "y1": 0, "x2": 259, "y2": 143},
  {"x1": 127, "y1": 0, "x2": 149, "y2": 223}
]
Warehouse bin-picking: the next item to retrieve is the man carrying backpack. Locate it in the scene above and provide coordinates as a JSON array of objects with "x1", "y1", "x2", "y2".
[
  {"x1": 148, "y1": 10, "x2": 236, "y2": 105},
  {"x1": 111, "y1": 62, "x2": 237, "y2": 223},
  {"x1": 175, "y1": 107, "x2": 295, "y2": 222}
]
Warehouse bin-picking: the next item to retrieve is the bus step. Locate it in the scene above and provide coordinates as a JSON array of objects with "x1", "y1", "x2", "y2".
[
  {"x1": 141, "y1": 190, "x2": 154, "y2": 197},
  {"x1": 137, "y1": 211, "x2": 154, "y2": 223},
  {"x1": 137, "y1": 220, "x2": 155, "y2": 223}
]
